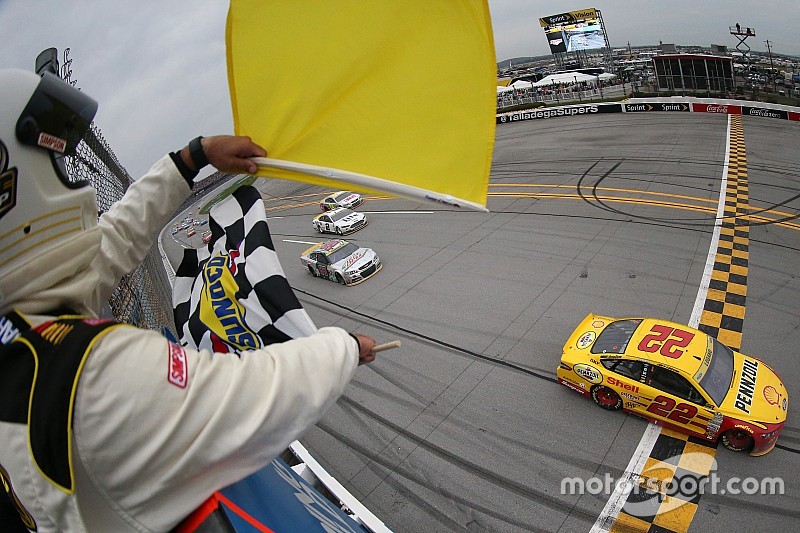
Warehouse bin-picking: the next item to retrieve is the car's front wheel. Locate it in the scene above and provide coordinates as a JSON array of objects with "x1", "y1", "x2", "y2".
[
  {"x1": 335, "y1": 226, "x2": 342, "y2": 235},
  {"x1": 591, "y1": 386, "x2": 622, "y2": 411},
  {"x1": 721, "y1": 429, "x2": 754, "y2": 452},
  {"x1": 308, "y1": 265, "x2": 317, "y2": 277},
  {"x1": 335, "y1": 273, "x2": 347, "y2": 285}
]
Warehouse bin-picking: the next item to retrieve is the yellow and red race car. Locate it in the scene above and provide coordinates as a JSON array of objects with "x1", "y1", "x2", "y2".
[{"x1": 557, "y1": 314, "x2": 789, "y2": 456}]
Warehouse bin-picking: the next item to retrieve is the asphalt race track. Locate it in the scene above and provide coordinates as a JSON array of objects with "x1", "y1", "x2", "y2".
[{"x1": 165, "y1": 113, "x2": 800, "y2": 532}]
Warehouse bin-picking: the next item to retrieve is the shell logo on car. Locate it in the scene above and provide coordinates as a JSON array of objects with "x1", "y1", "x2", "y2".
[{"x1": 557, "y1": 313, "x2": 788, "y2": 456}]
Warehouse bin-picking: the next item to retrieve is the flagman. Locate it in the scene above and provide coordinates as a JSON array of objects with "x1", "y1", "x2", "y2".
[{"x1": 0, "y1": 69, "x2": 377, "y2": 532}]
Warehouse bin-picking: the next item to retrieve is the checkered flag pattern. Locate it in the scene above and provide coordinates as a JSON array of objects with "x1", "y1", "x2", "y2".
[
  {"x1": 172, "y1": 185, "x2": 317, "y2": 352},
  {"x1": 698, "y1": 115, "x2": 749, "y2": 352}
]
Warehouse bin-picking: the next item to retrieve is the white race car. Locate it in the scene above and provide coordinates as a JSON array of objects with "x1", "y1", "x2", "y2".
[
  {"x1": 300, "y1": 239, "x2": 381, "y2": 286},
  {"x1": 312, "y1": 208, "x2": 367, "y2": 235},
  {"x1": 320, "y1": 191, "x2": 363, "y2": 211}
]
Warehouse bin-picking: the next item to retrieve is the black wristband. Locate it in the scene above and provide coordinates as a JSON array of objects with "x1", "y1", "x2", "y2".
[
  {"x1": 349, "y1": 333, "x2": 362, "y2": 353},
  {"x1": 169, "y1": 151, "x2": 198, "y2": 186},
  {"x1": 189, "y1": 136, "x2": 209, "y2": 170}
]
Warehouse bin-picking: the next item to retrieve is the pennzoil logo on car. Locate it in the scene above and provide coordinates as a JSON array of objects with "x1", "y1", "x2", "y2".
[
  {"x1": 735, "y1": 358, "x2": 759, "y2": 414},
  {"x1": 0, "y1": 141, "x2": 18, "y2": 221},
  {"x1": 573, "y1": 363, "x2": 602, "y2": 384},
  {"x1": 576, "y1": 330, "x2": 595, "y2": 349}
]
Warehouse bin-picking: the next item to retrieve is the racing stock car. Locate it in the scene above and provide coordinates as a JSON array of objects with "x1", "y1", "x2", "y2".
[
  {"x1": 301, "y1": 239, "x2": 381, "y2": 286},
  {"x1": 320, "y1": 190, "x2": 363, "y2": 211},
  {"x1": 312, "y1": 207, "x2": 367, "y2": 235},
  {"x1": 557, "y1": 315, "x2": 788, "y2": 455}
]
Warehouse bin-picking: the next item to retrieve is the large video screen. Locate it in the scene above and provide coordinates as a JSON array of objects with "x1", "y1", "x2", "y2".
[
  {"x1": 562, "y1": 19, "x2": 605, "y2": 52},
  {"x1": 540, "y1": 8, "x2": 605, "y2": 54}
]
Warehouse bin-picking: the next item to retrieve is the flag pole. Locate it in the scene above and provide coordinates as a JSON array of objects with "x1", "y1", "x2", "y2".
[{"x1": 253, "y1": 157, "x2": 489, "y2": 213}]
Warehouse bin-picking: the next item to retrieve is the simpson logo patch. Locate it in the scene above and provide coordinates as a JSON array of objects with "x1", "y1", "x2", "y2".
[{"x1": 168, "y1": 342, "x2": 188, "y2": 388}]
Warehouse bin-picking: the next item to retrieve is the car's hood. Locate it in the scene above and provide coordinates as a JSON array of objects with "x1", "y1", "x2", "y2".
[
  {"x1": 332, "y1": 248, "x2": 374, "y2": 271},
  {"x1": 337, "y1": 212, "x2": 364, "y2": 224},
  {"x1": 720, "y1": 353, "x2": 788, "y2": 425}
]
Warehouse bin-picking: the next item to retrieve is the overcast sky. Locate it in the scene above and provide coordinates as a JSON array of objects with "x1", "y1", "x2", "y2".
[{"x1": 2, "y1": 1, "x2": 798, "y2": 179}]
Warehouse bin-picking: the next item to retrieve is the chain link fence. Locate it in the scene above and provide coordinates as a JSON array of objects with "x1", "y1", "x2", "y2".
[{"x1": 65, "y1": 123, "x2": 180, "y2": 335}]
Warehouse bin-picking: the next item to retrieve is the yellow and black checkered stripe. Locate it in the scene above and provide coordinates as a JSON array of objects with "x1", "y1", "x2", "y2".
[
  {"x1": 611, "y1": 427, "x2": 717, "y2": 533},
  {"x1": 610, "y1": 115, "x2": 750, "y2": 533},
  {"x1": 698, "y1": 115, "x2": 749, "y2": 353}
]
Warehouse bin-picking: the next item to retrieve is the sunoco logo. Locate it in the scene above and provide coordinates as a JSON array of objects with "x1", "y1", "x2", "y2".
[{"x1": 199, "y1": 251, "x2": 261, "y2": 351}]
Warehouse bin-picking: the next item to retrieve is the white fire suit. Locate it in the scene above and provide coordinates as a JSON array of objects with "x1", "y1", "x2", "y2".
[{"x1": 0, "y1": 155, "x2": 359, "y2": 532}]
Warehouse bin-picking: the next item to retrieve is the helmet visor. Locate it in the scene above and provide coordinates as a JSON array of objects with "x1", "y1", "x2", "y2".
[{"x1": 15, "y1": 71, "x2": 98, "y2": 158}]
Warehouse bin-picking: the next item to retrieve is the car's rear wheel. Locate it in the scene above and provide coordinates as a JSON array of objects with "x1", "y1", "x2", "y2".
[
  {"x1": 721, "y1": 429, "x2": 754, "y2": 452},
  {"x1": 335, "y1": 273, "x2": 346, "y2": 285},
  {"x1": 308, "y1": 265, "x2": 317, "y2": 277},
  {"x1": 591, "y1": 386, "x2": 622, "y2": 411}
]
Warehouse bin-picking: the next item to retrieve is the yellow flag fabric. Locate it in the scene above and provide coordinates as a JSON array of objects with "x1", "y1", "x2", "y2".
[{"x1": 226, "y1": 1, "x2": 496, "y2": 211}]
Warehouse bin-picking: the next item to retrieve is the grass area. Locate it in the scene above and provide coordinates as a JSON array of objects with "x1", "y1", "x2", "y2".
[{"x1": 198, "y1": 175, "x2": 257, "y2": 215}]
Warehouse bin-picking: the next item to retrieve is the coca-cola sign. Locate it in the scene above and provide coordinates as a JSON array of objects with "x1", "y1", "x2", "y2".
[
  {"x1": 743, "y1": 106, "x2": 788, "y2": 120},
  {"x1": 693, "y1": 103, "x2": 741, "y2": 114}
]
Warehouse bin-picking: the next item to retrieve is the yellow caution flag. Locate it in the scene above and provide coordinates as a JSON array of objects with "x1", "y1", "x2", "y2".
[{"x1": 226, "y1": 1, "x2": 496, "y2": 211}]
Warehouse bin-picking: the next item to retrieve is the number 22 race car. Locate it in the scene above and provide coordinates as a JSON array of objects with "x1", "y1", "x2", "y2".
[{"x1": 557, "y1": 314, "x2": 788, "y2": 456}]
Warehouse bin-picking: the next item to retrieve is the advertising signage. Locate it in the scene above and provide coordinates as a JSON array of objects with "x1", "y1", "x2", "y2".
[
  {"x1": 497, "y1": 104, "x2": 622, "y2": 124},
  {"x1": 742, "y1": 106, "x2": 788, "y2": 120},
  {"x1": 625, "y1": 103, "x2": 690, "y2": 112},
  {"x1": 546, "y1": 28, "x2": 567, "y2": 54},
  {"x1": 539, "y1": 8, "x2": 598, "y2": 27},
  {"x1": 692, "y1": 103, "x2": 743, "y2": 115}
]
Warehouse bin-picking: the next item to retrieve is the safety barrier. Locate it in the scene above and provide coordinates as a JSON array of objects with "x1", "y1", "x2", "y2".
[{"x1": 496, "y1": 97, "x2": 800, "y2": 125}]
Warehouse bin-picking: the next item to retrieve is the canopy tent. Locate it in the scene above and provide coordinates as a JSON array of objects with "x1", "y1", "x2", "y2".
[
  {"x1": 509, "y1": 79, "x2": 534, "y2": 89},
  {"x1": 496, "y1": 85, "x2": 515, "y2": 93},
  {"x1": 532, "y1": 71, "x2": 616, "y2": 87}
]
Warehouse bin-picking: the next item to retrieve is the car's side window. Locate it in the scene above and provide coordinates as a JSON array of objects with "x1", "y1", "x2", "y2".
[
  {"x1": 322, "y1": 216, "x2": 330, "y2": 223},
  {"x1": 649, "y1": 366, "x2": 707, "y2": 406},
  {"x1": 601, "y1": 359, "x2": 644, "y2": 380}
]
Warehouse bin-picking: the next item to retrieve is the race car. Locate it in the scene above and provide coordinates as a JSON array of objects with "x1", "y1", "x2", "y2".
[
  {"x1": 312, "y1": 207, "x2": 367, "y2": 235},
  {"x1": 300, "y1": 239, "x2": 381, "y2": 286},
  {"x1": 557, "y1": 314, "x2": 788, "y2": 456},
  {"x1": 320, "y1": 191, "x2": 363, "y2": 211}
]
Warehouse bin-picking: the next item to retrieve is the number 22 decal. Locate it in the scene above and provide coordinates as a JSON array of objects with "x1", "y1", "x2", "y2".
[
  {"x1": 646, "y1": 395, "x2": 698, "y2": 424},
  {"x1": 637, "y1": 324, "x2": 695, "y2": 358}
]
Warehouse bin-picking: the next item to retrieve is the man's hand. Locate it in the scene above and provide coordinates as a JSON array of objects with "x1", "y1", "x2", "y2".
[
  {"x1": 180, "y1": 135, "x2": 267, "y2": 175},
  {"x1": 352, "y1": 333, "x2": 377, "y2": 365}
]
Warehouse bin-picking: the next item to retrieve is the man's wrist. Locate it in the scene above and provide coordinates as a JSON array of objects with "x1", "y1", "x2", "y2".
[
  {"x1": 189, "y1": 136, "x2": 210, "y2": 170},
  {"x1": 169, "y1": 151, "x2": 198, "y2": 186},
  {"x1": 349, "y1": 333, "x2": 362, "y2": 354}
]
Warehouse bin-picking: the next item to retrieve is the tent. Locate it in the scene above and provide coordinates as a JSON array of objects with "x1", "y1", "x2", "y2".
[
  {"x1": 532, "y1": 71, "x2": 616, "y2": 87},
  {"x1": 509, "y1": 80, "x2": 534, "y2": 89}
]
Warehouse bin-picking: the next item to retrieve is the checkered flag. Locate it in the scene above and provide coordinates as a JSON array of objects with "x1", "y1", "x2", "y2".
[{"x1": 172, "y1": 185, "x2": 317, "y2": 352}]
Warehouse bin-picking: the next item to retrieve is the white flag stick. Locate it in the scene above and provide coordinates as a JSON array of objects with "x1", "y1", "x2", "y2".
[{"x1": 252, "y1": 157, "x2": 488, "y2": 213}]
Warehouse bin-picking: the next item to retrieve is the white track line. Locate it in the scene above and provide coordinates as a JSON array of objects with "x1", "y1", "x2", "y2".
[
  {"x1": 283, "y1": 239, "x2": 319, "y2": 245},
  {"x1": 589, "y1": 114, "x2": 732, "y2": 533}
]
